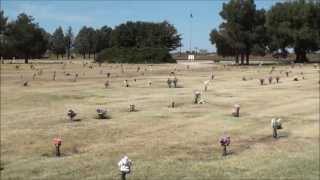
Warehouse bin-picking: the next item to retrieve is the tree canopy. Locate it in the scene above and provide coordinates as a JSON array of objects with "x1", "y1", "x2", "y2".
[
  {"x1": 95, "y1": 26, "x2": 112, "y2": 53},
  {"x1": 3, "y1": 13, "x2": 49, "y2": 63},
  {"x1": 111, "y1": 21, "x2": 181, "y2": 50},
  {"x1": 95, "y1": 21, "x2": 181, "y2": 63},
  {"x1": 266, "y1": 0, "x2": 320, "y2": 62},
  {"x1": 74, "y1": 26, "x2": 91, "y2": 59},
  {"x1": 51, "y1": 26, "x2": 66, "y2": 59},
  {"x1": 210, "y1": 0, "x2": 319, "y2": 64},
  {"x1": 65, "y1": 26, "x2": 74, "y2": 59},
  {"x1": 74, "y1": 26, "x2": 112, "y2": 59},
  {"x1": 75, "y1": 21, "x2": 181, "y2": 63},
  {"x1": 210, "y1": 0, "x2": 267, "y2": 65},
  {"x1": 0, "y1": 10, "x2": 9, "y2": 58}
]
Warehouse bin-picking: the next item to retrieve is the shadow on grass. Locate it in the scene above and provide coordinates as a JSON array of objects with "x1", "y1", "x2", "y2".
[
  {"x1": 277, "y1": 131, "x2": 290, "y2": 138},
  {"x1": 41, "y1": 145, "x2": 83, "y2": 158},
  {"x1": 232, "y1": 133, "x2": 290, "y2": 155}
]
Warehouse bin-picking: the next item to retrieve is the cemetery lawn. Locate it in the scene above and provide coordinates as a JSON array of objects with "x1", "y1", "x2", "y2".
[{"x1": 1, "y1": 60, "x2": 319, "y2": 180}]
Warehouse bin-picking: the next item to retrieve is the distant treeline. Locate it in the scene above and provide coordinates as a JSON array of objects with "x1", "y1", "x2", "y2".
[
  {"x1": 0, "y1": 11, "x2": 181, "y2": 63},
  {"x1": 0, "y1": 0, "x2": 319, "y2": 64}
]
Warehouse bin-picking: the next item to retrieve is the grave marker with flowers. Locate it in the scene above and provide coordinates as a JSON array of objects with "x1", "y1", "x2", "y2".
[
  {"x1": 67, "y1": 109, "x2": 77, "y2": 121},
  {"x1": 96, "y1": 108, "x2": 108, "y2": 119},
  {"x1": 118, "y1": 156, "x2": 133, "y2": 180},
  {"x1": 219, "y1": 136, "x2": 231, "y2": 156},
  {"x1": 53, "y1": 137, "x2": 62, "y2": 157}
]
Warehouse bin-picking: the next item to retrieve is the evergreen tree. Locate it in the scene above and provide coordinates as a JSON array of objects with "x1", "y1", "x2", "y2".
[
  {"x1": 65, "y1": 26, "x2": 74, "y2": 59},
  {"x1": 5, "y1": 13, "x2": 49, "y2": 63},
  {"x1": 51, "y1": 26, "x2": 66, "y2": 59}
]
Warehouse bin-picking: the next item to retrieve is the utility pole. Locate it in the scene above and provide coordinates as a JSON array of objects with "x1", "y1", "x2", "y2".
[{"x1": 189, "y1": 12, "x2": 193, "y2": 53}]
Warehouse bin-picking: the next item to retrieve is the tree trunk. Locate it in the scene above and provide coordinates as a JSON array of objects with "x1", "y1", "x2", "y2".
[
  {"x1": 93, "y1": 52, "x2": 96, "y2": 60},
  {"x1": 56, "y1": 54, "x2": 59, "y2": 60},
  {"x1": 245, "y1": 53, "x2": 250, "y2": 65},
  {"x1": 24, "y1": 57, "x2": 29, "y2": 64},
  {"x1": 83, "y1": 53, "x2": 86, "y2": 59},
  {"x1": 240, "y1": 53, "x2": 244, "y2": 65},
  {"x1": 88, "y1": 52, "x2": 91, "y2": 59},
  {"x1": 295, "y1": 51, "x2": 308, "y2": 63},
  {"x1": 235, "y1": 55, "x2": 239, "y2": 64},
  {"x1": 296, "y1": 53, "x2": 300, "y2": 61},
  {"x1": 67, "y1": 49, "x2": 70, "y2": 60}
]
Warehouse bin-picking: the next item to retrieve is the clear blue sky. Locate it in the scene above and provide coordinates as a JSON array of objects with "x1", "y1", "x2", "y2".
[{"x1": 2, "y1": 0, "x2": 281, "y2": 52}]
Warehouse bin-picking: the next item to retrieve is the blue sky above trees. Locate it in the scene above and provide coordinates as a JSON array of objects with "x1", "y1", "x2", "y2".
[{"x1": 2, "y1": 0, "x2": 280, "y2": 52}]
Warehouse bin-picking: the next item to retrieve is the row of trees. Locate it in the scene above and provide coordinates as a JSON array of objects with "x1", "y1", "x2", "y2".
[
  {"x1": 210, "y1": 0, "x2": 320, "y2": 64},
  {"x1": 0, "y1": 10, "x2": 181, "y2": 64},
  {"x1": 111, "y1": 21, "x2": 181, "y2": 50},
  {"x1": 0, "y1": 12, "x2": 50, "y2": 63},
  {"x1": 1, "y1": 0, "x2": 318, "y2": 64},
  {"x1": 73, "y1": 25, "x2": 112, "y2": 59},
  {"x1": 96, "y1": 21, "x2": 181, "y2": 63},
  {"x1": 74, "y1": 21, "x2": 181, "y2": 61}
]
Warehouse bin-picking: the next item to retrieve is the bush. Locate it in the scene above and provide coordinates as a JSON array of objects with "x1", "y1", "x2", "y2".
[{"x1": 95, "y1": 47, "x2": 176, "y2": 64}]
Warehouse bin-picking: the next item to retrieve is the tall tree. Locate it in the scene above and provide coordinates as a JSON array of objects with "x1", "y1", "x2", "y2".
[
  {"x1": 158, "y1": 21, "x2": 182, "y2": 51},
  {"x1": 95, "y1": 26, "x2": 112, "y2": 53},
  {"x1": 0, "y1": 10, "x2": 9, "y2": 58},
  {"x1": 51, "y1": 26, "x2": 66, "y2": 59},
  {"x1": 65, "y1": 26, "x2": 74, "y2": 59},
  {"x1": 74, "y1": 26, "x2": 112, "y2": 59},
  {"x1": 111, "y1": 21, "x2": 181, "y2": 50},
  {"x1": 210, "y1": 29, "x2": 238, "y2": 61},
  {"x1": 30, "y1": 28, "x2": 50, "y2": 59},
  {"x1": 86, "y1": 27, "x2": 96, "y2": 59},
  {"x1": 267, "y1": 0, "x2": 320, "y2": 63},
  {"x1": 210, "y1": 0, "x2": 267, "y2": 65},
  {"x1": 5, "y1": 13, "x2": 48, "y2": 63},
  {"x1": 74, "y1": 26, "x2": 90, "y2": 59},
  {"x1": 0, "y1": 11, "x2": 7, "y2": 31}
]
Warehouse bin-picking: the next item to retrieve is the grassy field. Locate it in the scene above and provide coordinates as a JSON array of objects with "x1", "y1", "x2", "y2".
[{"x1": 1, "y1": 60, "x2": 319, "y2": 180}]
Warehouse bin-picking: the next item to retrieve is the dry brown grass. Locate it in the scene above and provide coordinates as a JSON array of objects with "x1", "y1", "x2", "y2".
[{"x1": 1, "y1": 59, "x2": 319, "y2": 180}]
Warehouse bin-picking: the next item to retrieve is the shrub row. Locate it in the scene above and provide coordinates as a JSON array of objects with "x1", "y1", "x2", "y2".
[{"x1": 95, "y1": 47, "x2": 176, "y2": 64}]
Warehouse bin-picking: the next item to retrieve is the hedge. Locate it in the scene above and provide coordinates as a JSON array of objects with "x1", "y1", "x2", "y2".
[{"x1": 95, "y1": 47, "x2": 176, "y2": 63}]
